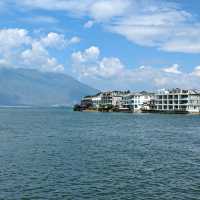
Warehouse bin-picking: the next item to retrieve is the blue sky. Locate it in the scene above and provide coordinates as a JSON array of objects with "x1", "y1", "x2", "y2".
[{"x1": 0, "y1": 0, "x2": 200, "y2": 90}]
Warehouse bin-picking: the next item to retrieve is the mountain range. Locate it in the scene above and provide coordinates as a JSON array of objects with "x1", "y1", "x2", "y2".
[{"x1": 0, "y1": 68, "x2": 98, "y2": 106}]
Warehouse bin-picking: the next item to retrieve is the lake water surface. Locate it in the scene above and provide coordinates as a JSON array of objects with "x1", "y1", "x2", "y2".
[{"x1": 0, "y1": 107, "x2": 200, "y2": 199}]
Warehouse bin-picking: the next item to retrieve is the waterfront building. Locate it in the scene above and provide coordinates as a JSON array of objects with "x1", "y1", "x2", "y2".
[
  {"x1": 121, "y1": 92, "x2": 154, "y2": 111},
  {"x1": 154, "y1": 89, "x2": 200, "y2": 113},
  {"x1": 90, "y1": 93, "x2": 102, "y2": 108},
  {"x1": 82, "y1": 91, "x2": 130, "y2": 109},
  {"x1": 79, "y1": 88, "x2": 200, "y2": 113}
]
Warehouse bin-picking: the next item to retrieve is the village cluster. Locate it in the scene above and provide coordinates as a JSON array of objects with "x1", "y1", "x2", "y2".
[{"x1": 74, "y1": 88, "x2": 200, "y2": 114}]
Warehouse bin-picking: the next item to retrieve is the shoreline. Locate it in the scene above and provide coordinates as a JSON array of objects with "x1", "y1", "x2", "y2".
[{"x1": 74, "y1": 109, "x2": 200, "y2": 115}]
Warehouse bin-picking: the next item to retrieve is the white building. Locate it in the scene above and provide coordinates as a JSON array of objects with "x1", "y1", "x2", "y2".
[
  {"x1": 81, "y1": 89, "x2": 200, "y2": 113},
  {"x1": 154, "y1": 89, "x2": 200, "y2": 113},
  {"x1": 83, "y1": 91, "x2": 130, "y2": 109},
  {"x1": 90, "y1": 93, "x2": 102, "y2": 108},
  {"x1": 121, "y1": 92, "x2": 154, "y2": 111}
]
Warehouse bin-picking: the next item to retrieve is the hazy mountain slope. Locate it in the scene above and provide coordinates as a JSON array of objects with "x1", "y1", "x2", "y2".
[{"x1": 0, "y1": 68, "x2": 98, "y2": 106}]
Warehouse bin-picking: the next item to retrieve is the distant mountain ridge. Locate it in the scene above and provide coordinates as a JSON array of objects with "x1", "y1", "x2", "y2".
[{"x1": 0, "y1": 68, "x2": 98, "y2": 106}]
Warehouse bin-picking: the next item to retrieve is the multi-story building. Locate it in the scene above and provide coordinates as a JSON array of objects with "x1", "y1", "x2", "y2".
[
  {"x1": 82, "y1": 91, "x2": 130, "y2": 109},
  {"x1": 90, "y1": 93, "x2": 102, "y2": 108},
  {"x1": 154, "y1": 89, "x2": 200, "y2": 113},
  {"x1": 80, "y1": 89, "x2": 200, "y2": 113},
  {"x1": 121, "y1": 92, "x2": 154, "y2": 111}
]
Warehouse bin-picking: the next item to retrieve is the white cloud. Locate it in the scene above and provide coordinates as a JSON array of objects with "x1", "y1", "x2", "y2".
[
  {"x1": 0, "y1": 29, "x2": 31, "y2": 54},
  {"x1": 40, "y1": 32, "x2": 67, "y2": 49},
  {"x1": 71, "y1": 46, "x2": 200, "y2": 90},
  {"x1": 18, "y1": 0, "x2": 131, "y2": 20},
  {"x1": 84, "y1": 46, "x2": 100, "y2": 60},
  {"x1": 72, "y1": 46, "x2": 100, "y2": 63},
  {"x1": 68, "y1": 36, "x2": 81, "y2": 45},
  {"x1": 18, "y1": 0, "x2": 93, "y2": 15},
  {"x1": 98, "y1": 57, "x2": 124, "y2": 78},
  {"x1": 23, "y1": 16, "x2": 59, "y2": 24},
  {"x1": 16, "y1": 0, "x2": 200, "y2": 53},
  {"x1": 72, "y1": 46, "x2": 124, "y2": 79},
  {"x1": 160, "y1": 25, "x2": 200, "y2": 53},
  {"x1": 163, "y1": 64, "x2": 182, "y2": 74},
  {"x1": 106, "y1": 5, "x2": 199, "y2": 51},
  {"x1": 40, "y1": 32, "x2": 80, "y2": 49},
  {"x1": 84, "y1": 20, "x2": 94, "y2": 28},
  {"x1": 0, "y1": 28, "x2": 79, "y2": 72},
  {"x1": 89, "y1": 0, "x2": 131, "y2": 21},
  {"x1": 21, "y1": 41, "x2": 64, "y2": 72},
  {"x1": 192, "y1": 66, "x2": 200, "y2": 77}
]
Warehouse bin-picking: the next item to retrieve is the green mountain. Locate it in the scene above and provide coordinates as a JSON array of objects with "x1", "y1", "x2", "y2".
[{"x1": 0, "y1": 68, "x2": 98, "y2": 106}]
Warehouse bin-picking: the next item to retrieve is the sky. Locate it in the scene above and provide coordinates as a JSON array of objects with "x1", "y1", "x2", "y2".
[{"x1": 0, "y1": 0, "x2": 200, "y2": 91}]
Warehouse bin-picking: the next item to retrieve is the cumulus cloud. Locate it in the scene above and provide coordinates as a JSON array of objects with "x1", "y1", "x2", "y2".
[
  {"x1": 40, "y1": 32, "x2": 67, "y2": 49},
  {"x1": 72, "y1": 46, "x2": 200, "y2": 90},
  {"x1": 2, "y1": 1, "x2": 200, "y2": 90},
  {"x1": 15, "y1": 0, "x2": 200, "y2": 53},
  {"x1": 40, "y1": 32, "x2": 80, "y2": 49},
  {"x1": 72, "y1": 46, "x2": 124, "y2": 78},
  {"x1": 72, "y1": 46, "x2": 100, "y2": 63},
  {"x1": 97, "y1": 57, "x2": 124, "y2": 78},
  {"x1": 21, "y1": 41, "x2": 64, "y2": 72},
  {"x1": 0, "y1": 29, "x2": 30, "y2": 54},
  {"x1": 0, "y1": 28, "x2": 79, "y2": 72}
]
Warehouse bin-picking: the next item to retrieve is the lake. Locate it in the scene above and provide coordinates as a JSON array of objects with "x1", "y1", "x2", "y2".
[{"x1": 0, "y1": 107, "x2": 200, "y2": 199}]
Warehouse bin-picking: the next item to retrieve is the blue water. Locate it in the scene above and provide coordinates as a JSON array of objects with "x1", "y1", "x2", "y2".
[{"x1": 0, "y1": 107, "x2": 200, "y2": 200}]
